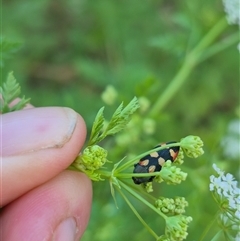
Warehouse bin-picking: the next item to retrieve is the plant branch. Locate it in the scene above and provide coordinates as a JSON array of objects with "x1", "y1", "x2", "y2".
[{"x1": 148, "y1": 17, "x2": 228, "y2": 116}]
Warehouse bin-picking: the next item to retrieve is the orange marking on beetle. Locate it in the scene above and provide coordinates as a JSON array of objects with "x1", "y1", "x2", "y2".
[
  {"x1": 139, "y1": 159, "x2": 149, "y2": 166},
  {"x1": 170, "y1": 149, "x2": 178, "y2": 160}
]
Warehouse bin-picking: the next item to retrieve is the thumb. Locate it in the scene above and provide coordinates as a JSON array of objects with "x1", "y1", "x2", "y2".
[
  {"x1": 0, "y1": 107, "x2": 92, "y2": 240},
  {"x1": 1, "y1": 106, "x2": 87, "y2": 205}
]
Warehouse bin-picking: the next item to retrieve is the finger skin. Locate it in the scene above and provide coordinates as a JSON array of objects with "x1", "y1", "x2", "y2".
[
  {"x1": 1, "y1": 107, "x2": 87, "y2": 206},
  {"x1": 0, "y1": 171, "x2": 92, "y2": 241}
]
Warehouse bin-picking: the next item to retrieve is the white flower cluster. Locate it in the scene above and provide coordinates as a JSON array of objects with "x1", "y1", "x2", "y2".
[
  {"x1": 209, "y1": 163, "x2": 240, "y2": 219},
  {"x1": 222, "y1": 0, "x2": 240, "y2": 25}
]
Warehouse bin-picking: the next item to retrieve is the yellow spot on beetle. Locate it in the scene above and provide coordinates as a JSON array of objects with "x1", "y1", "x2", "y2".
[
  {"x1": 139, "y1": 159, "x2": 149, "y2": 166},
  {"x1": 149, "y1": 165, "x2": 156, "y2": 172},
  {"x1": 158, "y1": 157, "x2": 165, "y2": 166},
  {"x1": 150, "y1": 151, "x2": 159, "y2": 158}
]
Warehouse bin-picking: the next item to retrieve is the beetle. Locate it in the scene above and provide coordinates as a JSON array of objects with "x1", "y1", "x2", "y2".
[{"x1": 132, "y1": 141, "x2": 180, "y2": 184}]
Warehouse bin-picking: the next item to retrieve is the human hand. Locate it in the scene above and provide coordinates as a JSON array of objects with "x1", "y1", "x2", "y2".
[{"x1": 0, "y1": 107, "x2": 92, "y2": 241}]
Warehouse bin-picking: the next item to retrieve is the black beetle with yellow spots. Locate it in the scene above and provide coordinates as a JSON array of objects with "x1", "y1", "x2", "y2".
[{"x1": 132, "y1": 141, "x2": 179, "y2": 184}]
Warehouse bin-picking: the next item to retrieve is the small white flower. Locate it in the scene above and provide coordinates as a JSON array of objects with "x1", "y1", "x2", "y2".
[
  {"x1": 228, "y1": 196, "x2": 237, "y2": 209},
  {"x1": 236, "y1": 231, "x2": 240, "y2": 241},
  {"x1": 209, "y1": 175, "x2": 224, "y2": 196},
  {"x1": 212, "y1": 163, "x2": 224, "y2": 176},
  {"x1": 235, "y1": 209, "x2": 240, "y2": 219},
  {"x1": 210, "y1": 164, "x2": 240, "y2": 217},
  {"x1": 222, "y1": 0, "x2": 240, "y2": 25},
  {"x1": 209, "y1": 176, "x2": 215, "y2": 191}
]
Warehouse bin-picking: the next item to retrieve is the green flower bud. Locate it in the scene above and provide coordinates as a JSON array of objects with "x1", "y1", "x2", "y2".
[
  {"x1": 155, "y1": 161, "x2": 187, "y2": 185},
  {"x1": 174, "y1": 149, "x2": 184, "y2": 165},
  {"x1": 155, "y1": 197, "x2": 175, "y2": 214},
  {"x1": 101, "y1": 85, "x2": 118, "y2": 105},
  {"x1": 81, "y1": 145, "x2": 108, "y2": 171},
  {"x1": 138, "y1": 96, "x2": 151, "y2": 113},
  {"x1": 180, "y1": 135, "x2": 204, "y2": 158},
  {"x1": 155, "y1": 197, "x2": 188, "y2": 215},
  {"x1": 165, "y1": 215, "x2": 192, "y2": 241},
  {"x1": 84, "y1": 170, "x2": 104, "y2": 181},
  {"x1": 174, "y1": 197, "x2": 188, "y2": 214},
  {"x1": 73, "y1": 145, "x2": 108, "y2": 181},
  {"x1": 142, "y1": 118, "x2": 156, "y2": 135},
  {"x1": 145, "y1": 182, "x2": 154, "y2": 193}
]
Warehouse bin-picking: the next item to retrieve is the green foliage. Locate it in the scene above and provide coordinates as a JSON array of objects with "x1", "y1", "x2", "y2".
[
  {"x1": 71, "y1": 95, "x2": 203, "y2": 240},
  {"x1": 88, "y1": 107, "x2": 105, "y2": 145},
  {"x1": 72, "y1": 97, "x2": 140, "y2": 181},
  {"x1": 2, "y1": 0, "x2": 239, "y2": 240},
  {"x1": 0, "y1": 72, "x2": 30, "y2": 113},
  {"x1": 0, "y1": 37, "x2": 22, "y2": 68},
  {"x1": 88, "y1": 97, "x2": 140, "y2": 146}
]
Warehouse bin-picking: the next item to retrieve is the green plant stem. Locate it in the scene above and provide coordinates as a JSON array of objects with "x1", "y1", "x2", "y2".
[
  {"x1": 210, "y1": 231, "x2": 224, "y2": 241},
  {"x1": 117, "y1": 172, "x2": 160, "y2": 179},
  {"x1": 198, "y1": 211, "x2": 219, "y2": 241},
  {"x1": 116, "y1": 186, "x2": 159, "y2": 240},
  {"x1": 67, "y1": 165, "x2": 79, "y2": 171},
  {"x1": 191, "y1": 17, "x2": 228, "y2": 55},
  {"x1": 119, "y1": 180, "x2": 167, "y2": 219},
  {"x1": 148, "y1": 17, "x2": 228, "y2": 117},
  {"x1": 198, "y1": 32, "x2": 239, "y2": 63},
  {"x1": 96, "y1": 170, "x2": 112, "y2": 177}
]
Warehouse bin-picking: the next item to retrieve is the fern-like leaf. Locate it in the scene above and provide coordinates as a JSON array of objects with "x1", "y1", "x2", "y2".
[
  {"x1": 0, "y1": 72, "x2": 30, "y2": 113},
  {"x1": 88, "y1": 107, "x2": 105, "y2": 145}
]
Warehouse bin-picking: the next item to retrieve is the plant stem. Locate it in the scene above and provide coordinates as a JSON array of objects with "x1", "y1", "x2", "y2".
[
  {"x1": 198, "y1": 211, "x2": 219, "y2": 241},
  {"x1": 197, "y1": 32, "x2": 239, "y2": 63},
  {"x1": 148, "y1": 17, "x2": 228, "y2": 117},
  {"x1": 117, "y1": 172, "x2": 159, "y2": 179},
  {"x1": 191, "y1": 17, "x2": 228, "y2": 55},
  {"x1": 119, "y1": 180, "x2": 167, "y2": 219},
  {"x1": 67, "y1": 165, "x2": 79, "y2": 171},
  {"x1": 96, "y1": 170, "x2": 112, "y2": 177},
  {"x1": 117, "y1": 186, "x2": 159, "y2": 240}
]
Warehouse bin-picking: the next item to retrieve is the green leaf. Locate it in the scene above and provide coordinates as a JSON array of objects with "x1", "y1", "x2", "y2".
[
  {"x1": 88, "y1": 107, "x2": 105, "y2": 145},
  {"x1": 87, "y1": 97, "x2": 139, "y2": 146},
  {"x1": 103, "y1": 96, "x2": 140, "y2": 136},
  {"x1": 0, "y1": 72, "x2": 30, "y2": 113},
  {"x1": 1, "y1": 72, "x2": 20, "y2": 103},
  {"x1": 9, "y1": 96, "x2": 30, "y2": 112}
]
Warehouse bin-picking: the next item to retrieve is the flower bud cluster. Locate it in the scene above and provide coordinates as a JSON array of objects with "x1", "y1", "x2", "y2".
[
  {"x1": 174, "y1": 149, "x2": 184, "y2": 165},
  {"x1": 165, "y1": 215, "x2": 192, "y2": 241},
  {"x1": 180, "y1": 135, "x2": 204, "y2": 158},
  {"x1": 73, "y1": 145, "x2": 108, "y2": 181},
  {"x1": 155, "y1": 197, "x2": 188, "y2": 215},
  {"x1": 81, "y1": 145, "x2": 108, "y2": 170},
  {"x1": 155, "y1": 160, "x2": 188, "y2": 185}
]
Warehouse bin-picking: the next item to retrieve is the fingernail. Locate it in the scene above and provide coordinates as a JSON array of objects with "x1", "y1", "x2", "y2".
[
  {"x1": 53, "y1": 217, "x2": 78, "y2": 241},
  {"x1": 2, "y1": 107, "x2": 78, "y2": 156}
]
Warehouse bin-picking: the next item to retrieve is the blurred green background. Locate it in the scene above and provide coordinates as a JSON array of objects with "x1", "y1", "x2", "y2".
[{"x1": 2, "y1": 0, "x2": 239, "y2": 240}]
